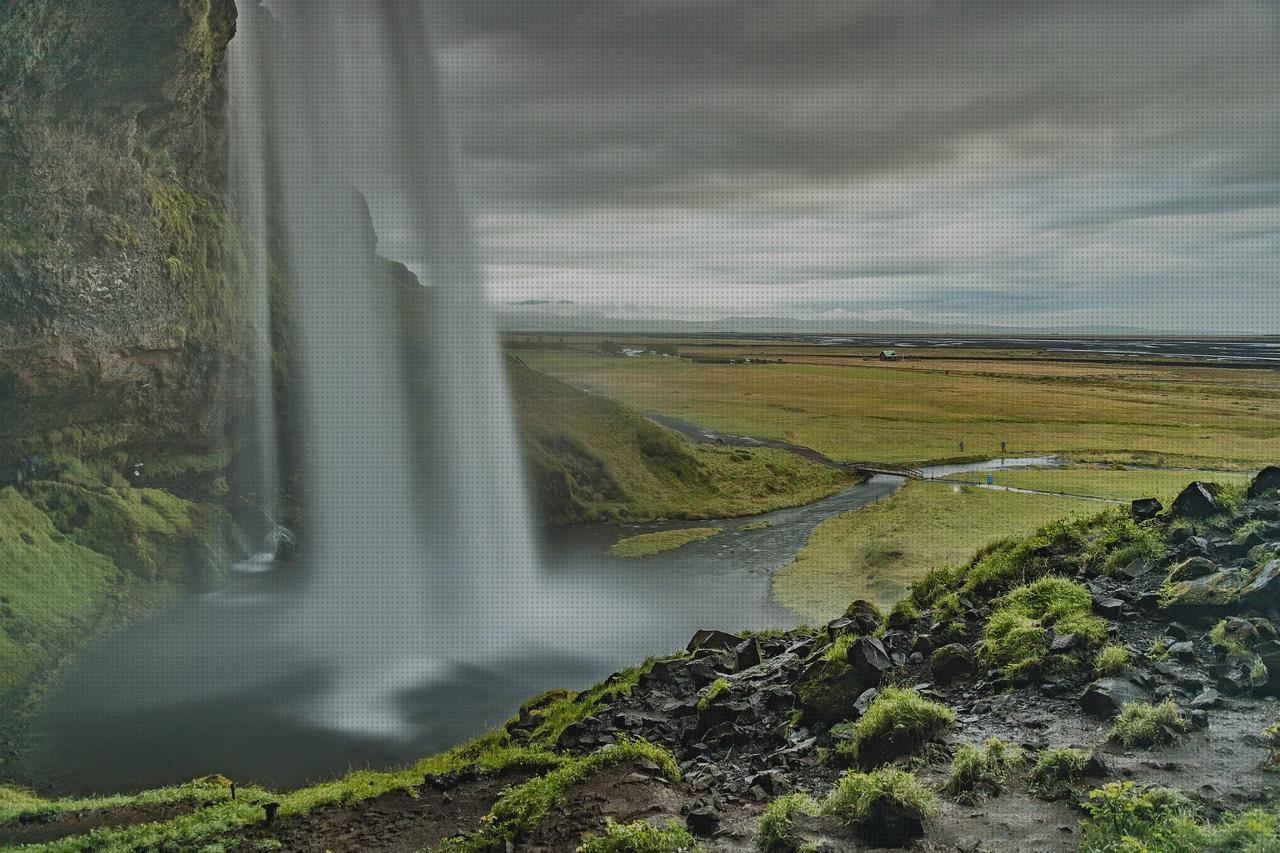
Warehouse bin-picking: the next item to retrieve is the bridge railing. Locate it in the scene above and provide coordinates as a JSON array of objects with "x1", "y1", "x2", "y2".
[{"x1": 847, "y1": 462, "x2": 924, "y2": 479}]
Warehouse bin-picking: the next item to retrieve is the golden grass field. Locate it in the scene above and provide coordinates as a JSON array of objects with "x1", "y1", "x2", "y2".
[
  {"x1": 948, "y1": 465, "x2": 1252, "y2": 503},
  {"x1": 516, "y1": 348, "x2": 1280, "y2": 469},
  {"x1": 771, "y1": 481, "x2": 1094, "y2": 622}
]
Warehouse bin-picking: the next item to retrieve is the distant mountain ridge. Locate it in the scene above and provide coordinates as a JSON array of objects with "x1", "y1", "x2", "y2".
[{"x1": 496, "y1": 304, "x2": 1172, "y2": 338}]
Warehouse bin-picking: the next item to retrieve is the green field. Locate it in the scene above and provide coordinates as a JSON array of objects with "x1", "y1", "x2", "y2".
[
  {"x1": 516, "y1": 350, "x2": 1280, "y2": 469},
  {"x1": 607, "y1": 527, "x2": 721, "y2": 558},
  {"x1": 948, "y1": 465, "x2": 1253, "y2": 503},
  {"x1": 511, "y1": 362, "x2": 852, "y2": 523},
  {"x1": 772, "y1": 481, "x2": 1097, "y2": 622}
]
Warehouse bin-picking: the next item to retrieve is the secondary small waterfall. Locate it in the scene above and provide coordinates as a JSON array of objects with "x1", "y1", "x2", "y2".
[{"x1": 227, "y1": 0, "x2": 539, "y2": 735}]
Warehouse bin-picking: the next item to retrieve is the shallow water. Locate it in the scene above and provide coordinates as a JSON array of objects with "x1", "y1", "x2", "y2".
[{"x1": 17, "y1": 459, "x2": 1050, "y2": 794}]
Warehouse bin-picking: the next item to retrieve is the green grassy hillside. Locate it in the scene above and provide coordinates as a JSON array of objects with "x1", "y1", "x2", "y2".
[
  {"x1": 511, "y1": 362, "x2": 853, "y2": 523},
  {"x1": 0, "y1": 479, "x2": 243, "y2": 753}
]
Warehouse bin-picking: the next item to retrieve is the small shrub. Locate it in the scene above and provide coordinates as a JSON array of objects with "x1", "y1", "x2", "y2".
[
  {"x1": 757, "y1": 793, "x2": 820, "y2": 852},
  {"x1": 835, "y1": 687, "x2": 954, "y2": 767},
  {"x1": 1079, "y1": 781, "x2": 1197, "y2": 852},
  {"x1": 821, "y1": 768, "x2": 935, "y2": 846},
  {"x1": 1108, "y1": 700, "x2": 1191, "y2": 749},
  {"x1": 697, "y1": 678, "x2": 730, "y2": 711},
  {"x1": 979, "y1": 576, "x2": 1106, "y2": 681},
  {"x1": 1148, "y1": 637, "x2": 1171, "y2": 660},
  {"x1": 576, "y1": 818, "x2": 699, "y2": 852},
  {"x1": 942, "y1": 738, "x2": 1024, "y2": 801},
  {"x1": 1081, "y1": 780, "x2": 1280, "y2": 851},
  {"x1": 1026, "y1": 747, "x2": 1090, "y2": 800},
  {"x1": 1094, "y1": 644, "x2": 1132, "y2": 676}
]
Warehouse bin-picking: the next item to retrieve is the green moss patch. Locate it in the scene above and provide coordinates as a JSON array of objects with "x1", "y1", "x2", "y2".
[
  {"x1": 0, "y1": 488, "x2": 129, "y2": 696},
  {"x1": 979, "y1": 576, "x2": 1106, "y2": 682},
  {"x1": 22, "y1": 482, "x2": 241, "y2": 585}
]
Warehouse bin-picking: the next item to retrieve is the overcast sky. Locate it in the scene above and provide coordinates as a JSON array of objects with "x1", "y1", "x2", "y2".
[{"x1": 424, "y1": 0, "x2": 1280, "y2": 332}]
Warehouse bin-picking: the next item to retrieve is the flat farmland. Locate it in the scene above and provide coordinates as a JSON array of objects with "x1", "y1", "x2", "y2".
[{"x1": 515, "y1": 349, "x2": 1280, "y2": 469}]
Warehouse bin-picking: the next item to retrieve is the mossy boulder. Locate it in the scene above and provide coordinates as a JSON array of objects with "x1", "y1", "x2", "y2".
[
  {"x1": 1249, "y1": 466, "x2": 1280, "y2": 499},
  {"x1": 1170, "y1": 482, "x2": 1226, "y2": 519},
  {"x1": 793, "y1": 657, "x2": 876, "y2": 723},
  {"x1": 1159, "y1": 568, "x2": 1249, "y2": 614},
  {"x1": 930, "y1": 643, "x2": 975, "y2": 685}
]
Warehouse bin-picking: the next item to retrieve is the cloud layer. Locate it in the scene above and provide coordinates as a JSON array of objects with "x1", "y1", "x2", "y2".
[{"x1": 425, "y1": 0, "x2": 1280, "y2": 332}]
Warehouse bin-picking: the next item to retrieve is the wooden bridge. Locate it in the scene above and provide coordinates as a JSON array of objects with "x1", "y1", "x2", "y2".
[{"x1": 847, "y1": 462, "x2": 925, "y2": 479}]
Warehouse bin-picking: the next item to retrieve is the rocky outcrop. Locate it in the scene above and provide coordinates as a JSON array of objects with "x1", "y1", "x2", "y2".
[{"x1": 0, "y1": 0, "x2": 243, "y2": 461}]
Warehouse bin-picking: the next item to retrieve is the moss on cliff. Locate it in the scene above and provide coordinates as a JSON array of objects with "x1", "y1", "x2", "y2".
[
  {"x1": 0, "y1": 0, "x2": 244, "y2": 463},
  {"x1": 143, "y1": 165, "x2": 248, "y2": 348},
  {"x1": 23, "y1": 482, "x2": 241, "y2": 585}
]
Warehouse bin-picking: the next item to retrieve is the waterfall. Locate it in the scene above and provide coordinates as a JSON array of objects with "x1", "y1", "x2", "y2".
[{"x1": 227, "y1": 0, "x2": 540, "y2": 736}]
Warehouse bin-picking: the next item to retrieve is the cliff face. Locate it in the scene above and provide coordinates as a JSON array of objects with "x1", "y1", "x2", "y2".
[{"x1": 0, "y1": 0, "x2": 241, "y2": 461}]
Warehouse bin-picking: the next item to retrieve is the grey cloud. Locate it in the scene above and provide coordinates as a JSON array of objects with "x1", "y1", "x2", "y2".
[{"x1": 425, "y1": 0, "x2": 1280, "y2": 333}]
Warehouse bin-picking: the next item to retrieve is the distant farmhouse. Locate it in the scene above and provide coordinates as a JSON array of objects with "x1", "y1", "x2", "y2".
[{"x1": 878, "y1": 350, "x2": 901, "y2": 361}]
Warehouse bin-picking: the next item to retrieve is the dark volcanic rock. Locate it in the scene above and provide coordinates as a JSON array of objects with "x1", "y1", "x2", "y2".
[
  {"x1": 1241, "y1": 559, "x2": 1280, "y2": 603},
  {"x1": 1171, "y1": 482, "x2": 1225, "y2": 519},
  {"x1": 685, "y1": 805, "x2": 719, "y2": 837},
  {"x1": 1131, "y1": 498, "x2": 1164, "y2": 522},
  {"x1": 843, "y1": 599, "x2": 885, "y2": 635},
  {"x1": 1249, "y1": 466, "x2": 1280, "y2": 499},
  {"x1": 846, "y1": 636, "x2": 892, "y2": 682},
  {"x1": 1093, "y1": 596, "x2": 1125, "y2": 619},
  {"x1": 733, "y1": 639, "x2": 762, "y2": 672},
  {"x1": 1080, "y1": 677, "x2": 1148, "y2": 718},
  {"x1": 1169, "y1": 557, "x2": 1217, "y2": 581},
  {"x1": 687, "y1": 630, "x2": 745, "y2": 653}
]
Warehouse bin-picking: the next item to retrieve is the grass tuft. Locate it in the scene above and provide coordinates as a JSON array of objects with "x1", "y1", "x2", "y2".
[
  {"x1": 756, "y1": 793, "x2": 821, "y2": 852},
  {"x1": 834, "y1": 687, "x2": 954, "y2": 767},
  {"x1": 1108, "y1": 700, "x2": 1191, "y2": 748},
  {"x1": 697, "y1": 678, "x2": 730, "y2": 712},
  {"x1": 1026, "y1": 747, "x2": 1091, "y2": 800},
  {"x1": 1094, "y1": 644, "x2": 1132, "y2": 676},
  {"x1": 820, "y1": 768, "x2": 935, "y2": 843},
  {"x1": 942, "y1": 738, "x2": 1024, "y2": 801}
]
